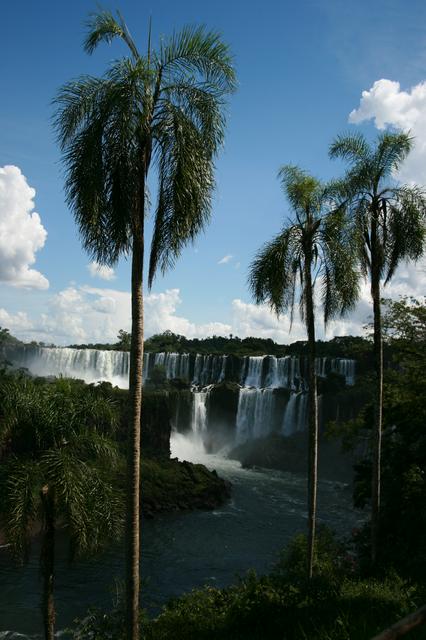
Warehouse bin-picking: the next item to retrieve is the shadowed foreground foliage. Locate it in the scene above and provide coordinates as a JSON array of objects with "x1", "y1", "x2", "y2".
[{"x1": 72, "y1": 529, "x2": 426, "y2": 639}]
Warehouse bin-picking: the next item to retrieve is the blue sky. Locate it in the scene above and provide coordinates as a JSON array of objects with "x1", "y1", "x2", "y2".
[{"x1": 1, "y1": 0, "x2": 426, "y2": 345}]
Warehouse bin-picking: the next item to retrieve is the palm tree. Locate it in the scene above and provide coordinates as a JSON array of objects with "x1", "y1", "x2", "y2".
[
  {"x1": 329, "y1": 131, "x2": 426, "y2": 564},
  {"x1": 53, "y1": 11, "x2": 235, "y2": 638},
  {"x1": 0, "y1": 377, "x2": 123, "y2": 640},
  {"x1": 249, "y1": 166, "x2": 358, "y2": 577}
]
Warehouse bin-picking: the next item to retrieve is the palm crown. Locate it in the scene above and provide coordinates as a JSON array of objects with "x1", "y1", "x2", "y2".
[
  {"x1": 249, "y1": 165, "x2": 359, "y2": 326},
  {"x1": 329, "y1": 131, "x2": 426, "y2": 285},
  {"x1": 0, "y1": 377, "x2": 123, "y2": 559},
  {"x1": 53, "y1": 10, "x2": 236, "y2": 286}
]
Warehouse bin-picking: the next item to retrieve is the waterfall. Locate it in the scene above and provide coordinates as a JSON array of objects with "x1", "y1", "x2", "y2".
[
  {"x1": 5, "y1": 345, "x2": 356, "y2": 390},
  {"x1": 192, "y1": 354, "x2": 227, "y2": 385},
  {"x1": 153, "y1": 352, "x2": 190, "y2": 381},
  {"x1": 191, "y1": 387, "x2": 211, "y2": 443},
  {"x1": 241, "y1": 356, "x2": 265, "y2": 387},
  {"x1": 296, "y1": 393, "x2": 308, "y2": 432},
  {"x1": 282, "y1": 392, "x2": 299, "y2": 436},
  {"x1": 235, "y1": 387, "x2": 276, "y2": 444},
  {"x1": 332, "y1": 358, "x2": 355, "y2": 386},
  {"x1": 3, "y1": 345, "x2": 356, "y2": 449},
  {"x1": 315, "y1": 357, "x2": 327, "y2": 378},
  {"x1": 5, "y1": 345, "x2": 131, "y2": 387}
]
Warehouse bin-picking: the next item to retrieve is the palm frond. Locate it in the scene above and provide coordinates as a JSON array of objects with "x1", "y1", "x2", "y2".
[
  {"x1": 384, "y1": 185, "x2": 426, "y2": 284},
  {"x1": 376, "y1": 131, "x2": 412, "y2": 177},
  {"x1": 248, "y1": 227, "x2": 300, "y2": 316},
  {"x1": 84, "y1": 9, "x2": 139, "y2": 60},
  {"x1": 159, "y1": 25, "x2": 236, "y2": 93},
  {"x1": 148, "y1": 101, "x2": 215, "y2": 286},
  {"x1": 0, "y1": 459, "x2": 41, "y2": 559},
  {"x1": 53, "y1": 63, "x2": 146, "y2": 265},
  {"x1": 279, "y1": 165, "x2": 323, "y2": 216},
  {"x1": 329, "y1": 132, "x2": 370, "y2": 163}
]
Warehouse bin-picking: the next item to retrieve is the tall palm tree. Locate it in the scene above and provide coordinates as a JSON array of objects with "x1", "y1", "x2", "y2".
[
  {"x1": 249, "y1": 166, "x2": 358, "y2": 578},
  {"x1": 53, "y1": 11, "x2": 235, "y2": 638},
  {"x1": 329, "y1": 132, "x2": 426, "y2": 564},
  {"x1": 0, "y1": 377, "x2": 123, "y2": 640}
]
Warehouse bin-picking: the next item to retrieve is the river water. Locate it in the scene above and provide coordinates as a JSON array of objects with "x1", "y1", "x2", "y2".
[{"x1": 0, "y1": 433, "x2": 360, "y2": 638}]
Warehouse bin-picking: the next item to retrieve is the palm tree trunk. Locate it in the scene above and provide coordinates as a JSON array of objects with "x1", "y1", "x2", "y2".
[
  {"x1": 371, "y1": 250, "x2": 383, "y2": 566},
  {"x1": 40, "y1": 486, "x2": 55, "y2": 640},
  {"x1": 126, "y1": 206, "x2": 144, "y2": 640},
  {"x1": 304, "y1": 255, "x2": 319, "y2": 579}
]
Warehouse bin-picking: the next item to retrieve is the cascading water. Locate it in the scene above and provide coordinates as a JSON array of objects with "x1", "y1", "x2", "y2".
[
  {"x1": 3, "y1": 345, "x2": 356, "y2": 449},
  {"x1": 191, "y1": 388, "x2": 210, "y2": 437},
  {"x1": 241, "y1": 356, "x2": 265, "y2": 387},
  {"x1": 192, "y1": 354, "x2": 228, "y2": 385},
  {"x1": 282, "y1": 392, "x2": 299, "y2": 436},
  {"x1": 331, "y1": 358, "x2": 355, "y2": 386},
  {"x1": 153, "y1": 352, "x2": 190, "y2": 381},
  {"x1": 3, "y1": 345, "x2": 132, "y2": 387},
  {"x1": 235, "y1": 387, "x2": 276, "y2": 443}
]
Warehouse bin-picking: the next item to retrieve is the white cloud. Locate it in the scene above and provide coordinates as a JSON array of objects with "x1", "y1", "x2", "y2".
[
  {"x1": 1, "y1": 286, "x2": 232, "y2": 346},
  {"x1": 231, "y1": 299, "x2": 306, "y2": 343},
  {"x1": 0, "y1": 165, "x2": 48, "y2": 289},
  {"x1": 87, "y1": 261, "x2": 116, "y2": 281},
  {"x1": 2, "y1": 260, "x2": 425, "y2": 347},
  {"x1": 0, "y1": 308, "x2": 33, "y2": 331},
  {"x1": 349, "y1": 78, "x2": 426, "y2": 185},
  {"x1": 218, "y1": 254, "x2": 233, "y2": 265},
  {"x1": 144, "y1": 289, "x2": 231, "y2": 338}
]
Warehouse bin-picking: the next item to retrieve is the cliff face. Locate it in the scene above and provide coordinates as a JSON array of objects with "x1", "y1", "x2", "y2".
[
  {"x1": 141, "y1": 391, "x2": 173, "y2": 458},
  {"x1": 203, "y1": 382, "x2": 240, "y2": 452}
]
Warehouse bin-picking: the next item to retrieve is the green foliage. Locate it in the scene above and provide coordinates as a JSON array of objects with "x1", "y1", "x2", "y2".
[
  {"x1": 339, "y1": 297, "x2": 426, "y2": 578},
  {"x1": 329, "y1": 132, "x2": 426, "y2": 286},
  {"x1": 274, "y1": 526, "x2": 354, "y2": 585},
  {"x1": 64, "y1": 330, "x2": 373, "y2": 360},
  {"x1": 381, "y1": 296, "x2": 426, "y2": 344},
  {"x1": 141, "y1": 458, "x2": 230, "y2": 515},
  {"x1": 147, "y1": 365, "x2": 168, "y2": 387},
  {"x1": 71, "y1": 531, "x2": 424, "y2": 639},
  {"x1": 53, "y1": 16, "x2": 236, "y2": 284},
  {"x1": 0, "y1": 375, "x2": 124, "y2": 559},
  {"x1": 248, "y1": 164, "x2": 359, "y2": 327},
  {"x1": 116, "y1": 329, "x2": 131, "y2": 351},
  {"x1": 0, "y1": 326, "x2": 22, "y2": 346}
]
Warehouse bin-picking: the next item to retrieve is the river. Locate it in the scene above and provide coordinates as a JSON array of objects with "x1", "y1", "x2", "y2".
[{"x1": 0, "y1": 433, "x2": 360, "y2": 638}]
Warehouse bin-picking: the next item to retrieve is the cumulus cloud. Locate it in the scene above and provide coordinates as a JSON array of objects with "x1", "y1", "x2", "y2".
[
  {"x1": 0, "y1": 165, "x2": 48, "y2": 289},
  {"x1": 218, "y1": 254, "x2": 233, "y2": 265},
  {"x1": 144, "y1": 289, "x2": 231, "y2": 338},
  {"x1": 231, "y1": 299, "x2": 305, "y2": 343},
  {"x1": 0, "y1": 308, "x2": 33, "y2": 331},
  {"x1": 87, "y1": 261, "x2": 116, "y2": 281},
  {"x1": 1, "y1": 287, "x2": 232, "y2": 346},
  {"x1": 349, "y1": 78, "x2": 426, "y2": 185}
]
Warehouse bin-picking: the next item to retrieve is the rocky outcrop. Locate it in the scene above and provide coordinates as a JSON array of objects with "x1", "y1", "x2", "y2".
[{"x1": 141, "y1": 457, "x2": 231, "y2": 517}]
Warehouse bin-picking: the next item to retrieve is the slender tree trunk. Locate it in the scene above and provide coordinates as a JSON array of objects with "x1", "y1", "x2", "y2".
[
  {"x1": 40, "y1": 486, "x2": 55, "y2": 640},
  {"x1": 370, "y1": 238, "x2": 383, "y2": 566},
  {"x1": 304, "y1": 253, "x2": 319, "y2": 579},
  {"x1": 126, "y1": 190, "x2": 145, "y2": 640}
]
